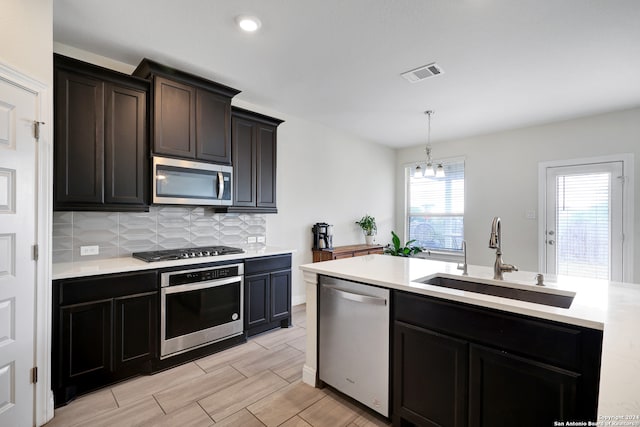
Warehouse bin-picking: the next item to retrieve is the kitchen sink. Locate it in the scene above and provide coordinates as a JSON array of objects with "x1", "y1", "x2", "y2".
[{"x1": 419, "y1": 276, "x2": 574, "y2": 309}]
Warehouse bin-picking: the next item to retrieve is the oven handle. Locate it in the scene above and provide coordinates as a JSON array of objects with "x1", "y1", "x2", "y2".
[{"x1": 162, "y1": 276, "x2": 241, "y2": 294}]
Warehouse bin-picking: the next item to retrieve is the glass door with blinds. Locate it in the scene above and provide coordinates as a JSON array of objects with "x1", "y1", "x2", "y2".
[
  {"x1": 545, "y1": 161, "x2": 623, "y2": 281},
  {"x1": 407, "y1": 160, "x2": 465, "y2": 252}
]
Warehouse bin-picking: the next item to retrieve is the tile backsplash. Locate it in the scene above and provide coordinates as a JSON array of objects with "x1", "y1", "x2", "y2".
[{"x1": 52, "y1": 207, "x2": 266, "y2": 263}]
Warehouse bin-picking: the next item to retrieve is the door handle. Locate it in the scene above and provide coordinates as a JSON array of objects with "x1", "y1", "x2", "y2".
[{"x1": 323, "y1": 284, "x2": 387, "y2": 306}]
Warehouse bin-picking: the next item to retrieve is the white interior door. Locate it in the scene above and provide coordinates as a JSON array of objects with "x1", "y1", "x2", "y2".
[
  {"x1": 0, "y1": 76, "x2": 38, "y2": 426},
  {"x1": 545, "y1": 162, "x2": 624, "y2": 281}
]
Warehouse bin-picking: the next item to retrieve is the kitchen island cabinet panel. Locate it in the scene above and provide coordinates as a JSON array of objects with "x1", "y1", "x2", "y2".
[
  {"x1": 468, "y1": 344, "x2": 579, "y2": 427},
  {"x1": 394, "y1": 322, "x2": 468, "y2": 427},
  {"x1": 392, "y1": 290, "x2": 601, "y2": 426}
]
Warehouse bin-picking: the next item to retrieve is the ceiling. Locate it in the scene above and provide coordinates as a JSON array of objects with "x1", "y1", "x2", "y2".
[{"x1": 53, "y1": 0, "x2": 640, "y2": 148}]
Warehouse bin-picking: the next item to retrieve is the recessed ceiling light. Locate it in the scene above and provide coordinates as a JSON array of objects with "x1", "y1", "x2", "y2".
[{"x1": 236, "y1": 15, "x2": 261, "y2": 32}]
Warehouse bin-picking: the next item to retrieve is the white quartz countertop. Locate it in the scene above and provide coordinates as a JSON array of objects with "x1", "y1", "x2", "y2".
[
  {"x1": 299, "y1": 254, "x2": 640, "y2": 416},
  {"x1": 53, "y1": 246, "x2": 295, "y2": 280}
]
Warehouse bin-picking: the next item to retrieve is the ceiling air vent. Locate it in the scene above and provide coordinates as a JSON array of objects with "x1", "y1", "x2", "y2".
[{"x1": 401, "y1": 63, "x2": 444, "y2": 83}]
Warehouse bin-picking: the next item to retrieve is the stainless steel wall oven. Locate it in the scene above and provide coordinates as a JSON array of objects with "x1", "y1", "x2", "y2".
[{"x1": 160, "y1": 263, "x2": 244, "y2": 359}]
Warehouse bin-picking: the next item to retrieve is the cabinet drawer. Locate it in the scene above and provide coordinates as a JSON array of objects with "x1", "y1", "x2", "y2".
[
  {"x1": 394, "y1": 291, "x2": 599, "y2": 371},
  {"x1": 334, "y1": 253, "x2": 354, "y2": 260},
  {"x1": 245, "y1": 254, "x2": 292, "y2": 275},
  {"x1": 58, "y1": 271, "x2": 158, "y2": 306}
]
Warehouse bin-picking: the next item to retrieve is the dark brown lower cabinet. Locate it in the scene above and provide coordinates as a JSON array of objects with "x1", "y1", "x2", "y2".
[
  {"x1": 60, "y1": 300, "x2": 112, "y2": 395},
  {"x1": 468, "y1": 344, "x2": 579, "y2": 427},
  {"x1": 392, "y1": 291, "x2": 602, "y2": 427},
  {"x1": 394, "y1": 322, "x2": 468, "y2": 427},
  {"x1": 53, "y1": 271, "x2": 157, "y2": 406},
  {"x1": 244, "y1": 254, "x2": 292, "y2": 336},
  {"x1": 113, "y1": 293, "x2": 158, "y2": 376}
]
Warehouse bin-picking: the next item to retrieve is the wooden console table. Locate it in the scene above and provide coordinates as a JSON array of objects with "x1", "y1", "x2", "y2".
[{"x1": 312, "y1": 244, "x2": 384, "y2": 263}]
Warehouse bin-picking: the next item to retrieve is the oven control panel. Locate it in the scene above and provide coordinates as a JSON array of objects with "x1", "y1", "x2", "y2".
[{"x1": 161, "y1": 264, "x2": 243, "y2": 287}]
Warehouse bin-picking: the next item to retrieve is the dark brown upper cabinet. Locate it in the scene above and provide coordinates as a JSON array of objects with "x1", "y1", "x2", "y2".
[
  {"x1": 133, "y1": 59, "x2": 240, "y2": 164},
  {"x1": 229, "y1": 107, "x2": 283, "y2": 213},
  {"x1": 54, "y1": 54, "x2": 149, "y2": 211}
]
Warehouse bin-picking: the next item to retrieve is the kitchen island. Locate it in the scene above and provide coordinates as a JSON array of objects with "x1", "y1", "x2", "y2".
[{"x1": 300, "y1": 254, "x2": 640, "y2": 422}]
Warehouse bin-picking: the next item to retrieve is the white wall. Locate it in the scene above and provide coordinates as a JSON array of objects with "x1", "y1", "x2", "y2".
[
  {"x1": 0, "y1": 0, "x2": 53, "y2": 85},
  {"x1": 52, "y1": 44, "x2": 397, "y2": 304},
  {"x1": 397, "y1": 108, "x2": 640, "y2": 282},
  {"x1": 233, "y1": 100, "x2": 396, "y2": 304}
]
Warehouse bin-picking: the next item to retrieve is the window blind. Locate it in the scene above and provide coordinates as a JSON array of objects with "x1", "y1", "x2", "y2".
[
  {"x1": 555, "y1": 172, "x2": 610, "y2": 279},
  {"x1": 407, "y1": 161, "x2": 465, "y2": 251}
]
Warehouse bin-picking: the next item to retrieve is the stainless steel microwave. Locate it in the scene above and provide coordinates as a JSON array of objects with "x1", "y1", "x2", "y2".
[{"x1": 152, "y1": 156, "x2": 232, "y2": 206}]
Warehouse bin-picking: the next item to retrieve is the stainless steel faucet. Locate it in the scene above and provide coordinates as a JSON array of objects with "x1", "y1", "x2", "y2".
[
  {"x1": 489, "y1": 217, "x2": 518, "y2": 280},
  {"x1": 457, "y1": 240, "x2": 468, "y2": 275}
]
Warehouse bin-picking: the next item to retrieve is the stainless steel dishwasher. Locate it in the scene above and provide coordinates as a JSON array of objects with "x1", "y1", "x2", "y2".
[{"x1": 319, "y1": 275, "x2": 390, "y2": 417}]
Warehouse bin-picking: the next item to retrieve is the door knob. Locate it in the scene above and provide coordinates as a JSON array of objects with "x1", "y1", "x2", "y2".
[{"x1": 548, "y1": 240, "x2": 555, "y2": 245}]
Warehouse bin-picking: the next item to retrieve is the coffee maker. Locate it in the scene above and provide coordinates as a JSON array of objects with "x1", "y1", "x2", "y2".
[{"x1": 312, "y1": 222, "x2": 333, "y2": 250}]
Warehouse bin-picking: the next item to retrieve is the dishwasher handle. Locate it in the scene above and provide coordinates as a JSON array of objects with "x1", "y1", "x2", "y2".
[{"x1": 322, "y1": 284, "x2": 387, "y2": 306}]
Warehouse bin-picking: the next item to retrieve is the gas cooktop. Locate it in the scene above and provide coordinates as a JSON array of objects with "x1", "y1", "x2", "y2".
[{"x1": 132, "y1": 246, "x2": 244, "y2": 262}]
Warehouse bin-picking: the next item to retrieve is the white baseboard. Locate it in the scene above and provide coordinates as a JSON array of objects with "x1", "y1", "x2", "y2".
[
  {"x1": 292, "y1": 295, "x2": 306, "y2": 306},
  {"x1": 302, "y1": 364, "x2": 317, "y2": 387}
]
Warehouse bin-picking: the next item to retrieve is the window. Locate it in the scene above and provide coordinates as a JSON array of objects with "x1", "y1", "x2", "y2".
[{"x1": 406, "y1": 160, "x2": 464, "y2": 252}]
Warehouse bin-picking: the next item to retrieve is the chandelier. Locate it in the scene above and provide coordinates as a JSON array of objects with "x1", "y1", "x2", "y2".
[{"x1": 414, "y1": 110, "x2": 444, "y2": 178}]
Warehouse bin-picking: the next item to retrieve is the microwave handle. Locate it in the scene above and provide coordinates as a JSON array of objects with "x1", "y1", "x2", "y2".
[{"x1": 217, "y1": 172, "x2": 224, "y2": 199}]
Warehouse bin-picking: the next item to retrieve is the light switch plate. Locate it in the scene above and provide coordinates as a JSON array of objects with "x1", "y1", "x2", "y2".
[
  {"x1": 80, "y1": 245, "x2": 99, "y2": 256},
  {"x1": 247, "y1": 236, "x2": 257, "y2": 243}
]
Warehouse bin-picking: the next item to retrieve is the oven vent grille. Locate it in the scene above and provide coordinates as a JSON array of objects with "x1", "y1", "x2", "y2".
[{"x1": 401, "y1": 63, "x2": 444, "y2": 83}]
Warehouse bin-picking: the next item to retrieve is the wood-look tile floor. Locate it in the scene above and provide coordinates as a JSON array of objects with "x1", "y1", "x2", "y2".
[{"x1": 45, "y1": 304, "x2": 391, "y2": 427}]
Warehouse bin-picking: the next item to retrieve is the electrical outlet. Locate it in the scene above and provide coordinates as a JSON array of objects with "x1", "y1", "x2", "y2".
[
  {"x1": 80, "y1": 245, "x2": 99, "y2": 256},
  {"x1": 247, "y1": 236, "x2": 257, "y2": 243},
  {"x1": 525, "y1": 210, "x2": 536, "y2": 220},
  {"x1": 257, "y1": 236, "x2": 266, "y2": 243}
]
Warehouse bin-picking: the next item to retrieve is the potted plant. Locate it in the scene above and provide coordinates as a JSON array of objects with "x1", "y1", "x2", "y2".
[
  {"x1": 355, "y1": 214, "x2": 377, "y2": 245},
  {"x1": 384, "y1": 231, "x2": 422, "y2": 257}
]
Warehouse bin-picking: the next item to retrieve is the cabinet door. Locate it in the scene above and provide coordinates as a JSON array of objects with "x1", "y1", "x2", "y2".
[
  {"x1": 59, "y1": 300, "x2": 112, "y2": 393},
  {"x1": 245, "y1": 273, "x2": 269, "y2": 329},
  {"x1": 256, "y1": 124, "x2": 277, "y2": 208},
  {"x1": 196, "y1": 88, "x2": 231, "y2": 164},
  {"x1": 104, "y1": 83, "x2": 147, "y2": 206},
  {"x1": 469, "y1": 344, "x2": 580, "y2": 427},
  {"x1": 270, "y1": 270, "x2": 291, "y2": 322},
  {"x1": 153, "y1": 76, "x2": 196, "y2": 158},
  {"x1": 55, "y1": 69, "x2": 104, "y2": 206},
  {"x1": 113, "y1": 292, "x2": 157, "y2": 376},
  {"x1": 394, "y1": 322, "x2": 468, "y2": 427},
  {"x1": 232, "y1": 116, "x2": 257, "y2": 207}
]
